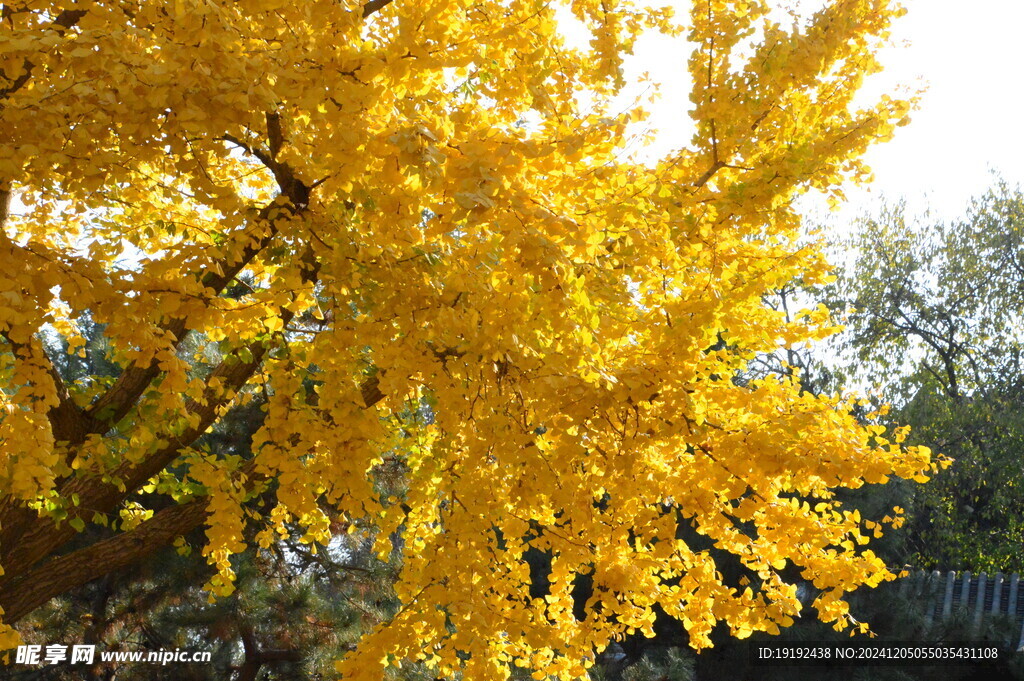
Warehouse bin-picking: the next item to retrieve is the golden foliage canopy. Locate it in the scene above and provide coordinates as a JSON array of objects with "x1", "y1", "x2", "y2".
[{"x1": 0, "y1": 0, "x2": 933, "y2": 677}]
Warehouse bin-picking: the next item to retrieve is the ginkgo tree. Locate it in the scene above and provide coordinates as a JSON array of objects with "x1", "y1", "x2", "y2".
[{"x1": 0, "y1": 0, "x2": 936, "y2": 678}]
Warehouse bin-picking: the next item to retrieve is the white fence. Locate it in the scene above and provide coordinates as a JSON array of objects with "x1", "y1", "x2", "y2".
[{"x1": 897, "y1": 570, "x2": 1024, "y2": 649}]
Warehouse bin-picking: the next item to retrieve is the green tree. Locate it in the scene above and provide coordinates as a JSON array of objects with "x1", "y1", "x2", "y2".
[{"x1": 830, "y1": 180, "x2": 1024, "y2": 572}]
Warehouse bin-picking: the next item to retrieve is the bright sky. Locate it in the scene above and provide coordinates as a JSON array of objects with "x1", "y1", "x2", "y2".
[
  {"x1": 849, "y1": 0, "x2": 1024, "y2": 219},
  {"x1": 622, "y1": 0, "x2": 1024, "y2": 222}
]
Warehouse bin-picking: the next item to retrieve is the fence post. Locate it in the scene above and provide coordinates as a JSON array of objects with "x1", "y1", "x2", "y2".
[
  {"x1": 960, "y1": 571, "x2": 972, "y2": 620},
  {"x1": 973, "y1": 572, "x2": 988, "y2": 634},
  {"x1": 924, "y1": 570, "x2": 942, "y2": 627},
  {"x1": 942, "y1": 570, "x2": 956, "y2": 618},
  {"x1": 992, "y1": 573, "x2": 1004, "y2": 617}
]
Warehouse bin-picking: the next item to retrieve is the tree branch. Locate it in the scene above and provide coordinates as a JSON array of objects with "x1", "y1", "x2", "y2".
[
  {"x1": 0, "y1": 186, "x2": 11, "y2": 234},
  {"x1": 0, "y1": 9, "x2": 87, "y2": 103},
  {"x1": 0, "y1": 173, "x2": 316, "y2": 570},
  {"x1": 0, "y1": 332, "x2": 93, "y2": 444},
  {"x1": 362, "y1": 0, "x2": 396, "y2": 18},
  {"x1": 0, "y1": 498, "x2": 209, "y2": 623},
  {"x1": 81, "y1": 199, "x2": 288, "y2": 441},
  {"x1": 0, "y1": 202, "x2": 387, "y2": 607}
]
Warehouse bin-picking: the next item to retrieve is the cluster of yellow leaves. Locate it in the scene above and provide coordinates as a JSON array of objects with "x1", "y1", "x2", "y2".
[{"x1": 0, "y1": 0, "x2": 931, "y2": 677}]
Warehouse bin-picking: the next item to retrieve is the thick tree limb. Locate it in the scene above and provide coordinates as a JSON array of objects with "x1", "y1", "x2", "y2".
[
  {"x1": 0, "y1": 182, "x2": 388, "y2": 615},
  {"x1": 0, "y1": 300, "x2": 282, "y2": 588},
  {"x1": 0, "y1": 151, "x2": 313, "y2": 571},
  {"x1": 0, "y1": 366, "x2": 388, "y2": 622},
  {"x1": 0, "y1": 499, "x2": 210, "y2": 623},
  {"x1": 0, "y1": 197, "x2": 296, "y2": 561}
]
